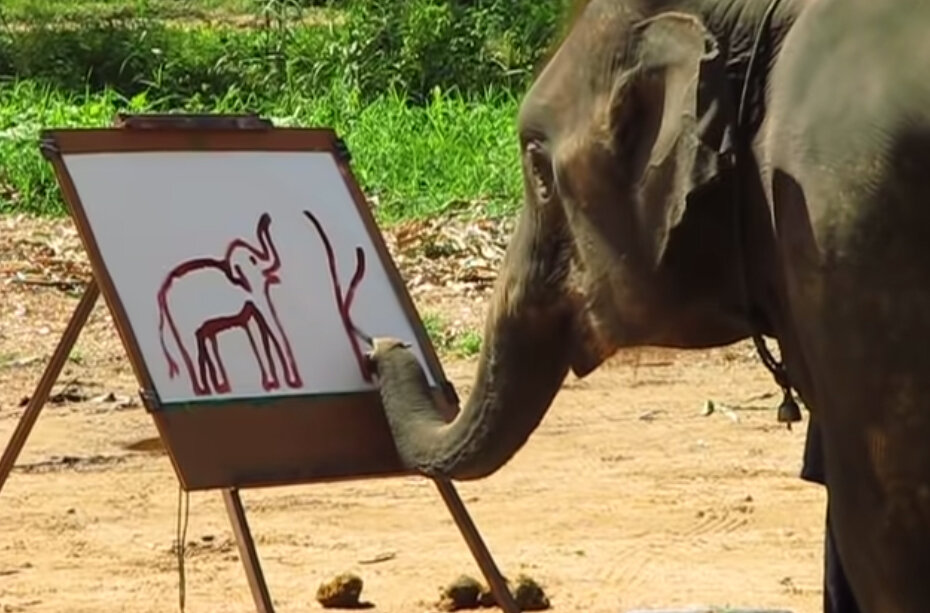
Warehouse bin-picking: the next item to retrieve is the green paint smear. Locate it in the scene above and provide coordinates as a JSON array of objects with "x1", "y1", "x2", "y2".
[{"x1": 156, "y1": 390, "x2": 378, "y2": 413}]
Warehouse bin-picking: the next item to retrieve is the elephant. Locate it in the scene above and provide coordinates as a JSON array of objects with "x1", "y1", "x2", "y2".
[
  {"x1": 366, "y1": 1, "x2": 930, "y2": 612},
  {"x1": 157, "y1": 212, "x2": 302, "y2": 396}
]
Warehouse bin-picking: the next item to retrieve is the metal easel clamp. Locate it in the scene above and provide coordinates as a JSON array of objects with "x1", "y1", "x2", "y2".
[{"x1": 334, "y1": 137, "x2": 352, "y2": 164}]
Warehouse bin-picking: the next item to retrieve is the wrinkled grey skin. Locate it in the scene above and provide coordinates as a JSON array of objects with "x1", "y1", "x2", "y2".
[{"x1": 369, "y1": 1, "x2": 930, "y2": 611}]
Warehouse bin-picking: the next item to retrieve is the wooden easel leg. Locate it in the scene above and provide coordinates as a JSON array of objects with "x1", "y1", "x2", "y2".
[
  {"x1": 223, "y1": 488, "x2": 275, "y2": 613},
  {"x1": 435, "y1": 478, "x2": 520, "y2": 613},
  {"x1": 0, "y1": 280, "x2": 100, "y2": 496}
]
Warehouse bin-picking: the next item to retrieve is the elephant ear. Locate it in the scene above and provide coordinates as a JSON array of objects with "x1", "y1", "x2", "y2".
[{"x1": 618, "y1": 12, "x2": 735, "y2": 269}]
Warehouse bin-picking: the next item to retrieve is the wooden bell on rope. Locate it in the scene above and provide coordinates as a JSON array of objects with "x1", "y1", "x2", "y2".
[
  {"x1": 777, "y1": 387, "x2": 802, "y2": 430},
  {"x1": 751, "y1": 332, "x2": 802, "y2": 430}
]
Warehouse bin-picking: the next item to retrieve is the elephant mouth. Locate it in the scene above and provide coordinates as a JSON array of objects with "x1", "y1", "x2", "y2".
[
  {"x1": 264, "y1": 271, "x2": 280, "y2": 284},
  {"x1": 569, "y1": 308, "x2": 616, "y2": 378}
]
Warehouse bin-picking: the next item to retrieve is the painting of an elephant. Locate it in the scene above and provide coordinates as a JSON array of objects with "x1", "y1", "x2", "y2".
[
  {"x1": 156, "y1": 212, "x2": 302, "y2": 396},
  {"x1": 368, "y1": 1, "x2": 930, "y2": 612}
]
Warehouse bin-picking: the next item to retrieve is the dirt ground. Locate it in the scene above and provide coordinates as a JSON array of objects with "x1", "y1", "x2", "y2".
[{"x1": 0, "y1": 215, "x2": 826, "y2": 613}]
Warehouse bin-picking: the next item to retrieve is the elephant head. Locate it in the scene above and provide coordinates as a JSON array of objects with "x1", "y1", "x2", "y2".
[
  {"x1": 227, "y1": 213, "x2": 281, "y2": 292},
  {"x1": 371, "y1": 2, "x2": 758, "y2": 480}
]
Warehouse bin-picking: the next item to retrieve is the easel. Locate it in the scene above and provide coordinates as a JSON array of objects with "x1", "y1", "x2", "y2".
[{"x1": 0, "y1": 114, "x2": 519, "y2": 613}]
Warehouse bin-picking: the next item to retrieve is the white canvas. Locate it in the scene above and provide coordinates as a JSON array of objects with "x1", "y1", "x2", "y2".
[{"x1": 62, "y1": 150, "x2": 435, "y2": 405}]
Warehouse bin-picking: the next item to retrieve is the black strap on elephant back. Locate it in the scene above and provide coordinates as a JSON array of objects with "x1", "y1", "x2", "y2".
[{"x1": 734, "y1": 0, "x2": 803, "y2": 429}]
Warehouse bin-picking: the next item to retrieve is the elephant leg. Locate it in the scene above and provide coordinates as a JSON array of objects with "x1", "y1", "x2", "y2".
[
  {"x1": 272, "y1": 322, "x2": 302, "y2": 388},
  {"x1": 824, "y1": 506, "x2": 861, "y2": 613},
  {"x1": 179, "y1": 327, "x2": 209, "y2": 396},
  {"x1": 265, "y1": 321, "x2": 300, "y2": 388},
  {"x1": 800, "y1": 261, "x2": 930, "y2": 613},
  {"x1": 195, "y1": 331, "x2": 217, "y2": 395},
  {"x1": 256, "y1": 296, "x2": 301, "y2": 388},
  {"x1": 773, "y1": 160, "x2": 930, "y2": 612},
  {"x1": 245, "y1": 317, "x2": 275, "y2": 390},
  {"x1": 803, "y1": 420, "x2": 861, "y2": 613},
  {"x1": 254, "y1": 318, "x2": 281, "y2": 391},
  {"x1": 205, "y1": 333, "x2": 230, "y2": 394}
]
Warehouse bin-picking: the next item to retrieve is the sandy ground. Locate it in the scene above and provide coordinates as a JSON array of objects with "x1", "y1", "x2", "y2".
[{"x1": 0, "y1": 218, "x2": 827, "y2": 613}]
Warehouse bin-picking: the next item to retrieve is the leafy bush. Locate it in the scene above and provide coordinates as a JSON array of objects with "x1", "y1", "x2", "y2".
[
  {"x1": 0, "y1": 0, "x2": 568, "y2": 105},
  {"x1": 283, "y1": 0, "x2": 567, "y2": 103},
  {"x1": 1, "y1": 22, "x2": 317, "y2": 105}
]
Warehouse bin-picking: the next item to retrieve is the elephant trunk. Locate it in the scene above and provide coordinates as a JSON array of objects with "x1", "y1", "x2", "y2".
[
  {"x1": 256, "y1": 213, "x2": 280, "y2": 272},
  {"x1": 371, "y1": 206, "x2": 575, "y2": 480}
]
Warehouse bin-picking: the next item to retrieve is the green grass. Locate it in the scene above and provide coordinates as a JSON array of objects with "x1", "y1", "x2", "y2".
[
  {"x1": 0, "y1": 80, "x2": 524, "y2": 222},
  {"x1": 422, "y1": 312, "x2": 483, "y2": 358},
  {"x1": 0, "y1": 0, "x2": 560, "y2": 222},
  {"x1": 453, "y1": 330, "x2": 482, "y2": 357},
  {"x1": 0, "y1": 0, "x2": 334, "y2": 24}
]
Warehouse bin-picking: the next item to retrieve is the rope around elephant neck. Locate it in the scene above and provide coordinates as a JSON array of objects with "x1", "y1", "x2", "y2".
[
  {"x1": 733, "y1": 0, "x2": 802, "y2": 427},
  {"x1": 736, "y1": 0, "x2": 782, "y2": 132}
]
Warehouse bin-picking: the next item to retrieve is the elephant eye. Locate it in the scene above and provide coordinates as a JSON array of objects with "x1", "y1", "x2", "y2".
[
  {"x1": 249, "y1": 255, "x2": 257, "y2": 265},
  {"x1": 525, "y1": 141, "x2": 555, "y2": 203}
]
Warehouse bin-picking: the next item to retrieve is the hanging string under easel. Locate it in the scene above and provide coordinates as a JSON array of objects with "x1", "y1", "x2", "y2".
[{"x1": 176, "y1": 485, "x2": 190, "y2": 612}]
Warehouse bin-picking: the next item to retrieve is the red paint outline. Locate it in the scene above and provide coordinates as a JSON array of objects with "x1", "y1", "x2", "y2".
[{"x1": 302, "y1": 210, "x2": 372, "y2": 381}]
